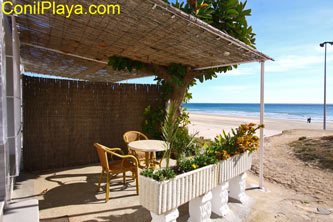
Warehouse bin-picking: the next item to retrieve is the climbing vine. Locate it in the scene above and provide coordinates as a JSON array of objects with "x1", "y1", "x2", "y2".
[
  {"x1": 108, "y1": 56, "x2": 144, "y2": 72},
  {"x1": 107, "y1": 56, "x2": 231, "y2": 139},
  {"x1": 142, "y1": 105, "x2": 166, "y2": 139},
  {"x1": 107, "y1": 0, "x2": 257, "y2": 138},
  {"x1": 107, "y1": 56, "x2": 192, "y2": 138}
]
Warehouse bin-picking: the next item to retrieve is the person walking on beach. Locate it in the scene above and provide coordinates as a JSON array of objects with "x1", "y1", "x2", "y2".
[{"x1": 307, "y1": 117, "x2": 311, "y2": 123}]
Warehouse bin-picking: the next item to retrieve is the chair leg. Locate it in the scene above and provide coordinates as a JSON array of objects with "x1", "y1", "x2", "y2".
[
  {"x1": 96, "y1": 170, "x2": 104, "y2": 192},
  {"x1": 106, "y1": 173, "x2": 110, "y2": 203},
  {"x1": 159, "y1": 152, "x2": 165, "y2": 169},
  {"x1": 145, "y1": 152, "x2": 149, "y2": 168},
  {"x1": 123, "y1": 172, "x2": 126, "y2": 184},
  {"x1": 135, "y1": 169, "x2": 139, "y2": 195}
]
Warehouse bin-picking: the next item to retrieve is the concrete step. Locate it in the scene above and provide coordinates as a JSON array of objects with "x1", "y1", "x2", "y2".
[{"x1": 3, "y1": 199, "x2": 39, "y2": 222}]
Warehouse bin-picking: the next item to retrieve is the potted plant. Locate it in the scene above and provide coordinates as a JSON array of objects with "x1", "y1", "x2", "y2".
[
  {"x1": 139, "y1": 105, "x2": 263, "y2": 220},
  {"x1": 207, "y1": 123, "x2": 263, "y2": 184},
  {"x1": 139, "y1": 105, "x2": 219, "y2": 217},
  {"x1": 208, "y1": 123, "x2": 263, "y2": 216}
]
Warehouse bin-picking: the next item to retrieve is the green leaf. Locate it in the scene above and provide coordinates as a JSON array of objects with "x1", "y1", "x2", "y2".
[
  {"x1": 227, "y1": 9, "x2": 239, "y2": 15},
  {"x1": 242, "y1": 9, "x2": 251, "y2": 16},
  {"x1": 226, "y1": 0, "x2": 238, "y2": 8}
]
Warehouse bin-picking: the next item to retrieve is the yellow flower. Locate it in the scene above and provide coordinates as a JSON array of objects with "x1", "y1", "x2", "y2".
[
  {"x1": 199, "y1": 3, "x2": 209, "y2": 8},
  {"x1": 192, "y1": 164, "x2": 197, "y2": 169},
  {"x1": 222, "y1": 154, "x2": 230, "y2": 160},
  {"x1": 241, "y1": 124, "x2": 249, "y2": 131},
  {"x1": 236, "y1": 137, "x2": 243, "y2": 144}
]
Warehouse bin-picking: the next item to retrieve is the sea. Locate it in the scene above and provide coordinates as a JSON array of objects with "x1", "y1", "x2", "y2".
[{"x1": 182, "y1": 103, "x2": 333, "y2": 123}]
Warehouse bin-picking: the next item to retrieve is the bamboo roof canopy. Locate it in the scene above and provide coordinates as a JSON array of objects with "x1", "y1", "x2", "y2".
[{"x1": 15, "y1": 0, "x2": 273, "y2": 82}]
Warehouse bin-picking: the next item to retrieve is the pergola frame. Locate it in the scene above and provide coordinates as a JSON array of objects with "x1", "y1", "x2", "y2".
[
  {"x1": 13, "y1": 0, "x2": 272, "y2": 82},
  {"x1": 0, "y1": 0, "x2": 272, "y2": 216}
]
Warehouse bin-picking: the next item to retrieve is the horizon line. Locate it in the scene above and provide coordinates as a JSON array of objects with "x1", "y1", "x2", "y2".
[{"x1": 184, "y1": 102, "x2": 333, "y2": 105}]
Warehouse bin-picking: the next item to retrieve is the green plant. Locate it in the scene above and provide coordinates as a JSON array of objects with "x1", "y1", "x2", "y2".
[
  {"x1": 207, "y1": 0, "x2": 256, "y2": 47},
  {"x1": 177, "y1": 158, "x2": 194, "y2": 173},
  {"x1": 182, "y1": 0, "x2": 215, "y2": 24},
  {"x1": 186, "y1": 138, "x2": 202, "y2": 156},
  {"x1": 290, "y1": 136, "x2": 333, "y2": 170},
  {"x1": 298, "y1": 136, "x2": 307, "y2": 141},
  {"x1": 195, "y1": 152, "x2": 219, "y2": 166},
  {"x1": 194, "y1": 137, "x2": 213, "y2": 147},
  {"x1": 142, "y1": 105, "x2": 166, "y2": 139},
  {"x1": 178, "y1": 153, "x2": 218, "y2": 173},
  {"x1": 108, "y1": 56, "x2": 144, "y2": 72},
  {"x1": 142, "y1": 70, "x2": 191, "y2": 139},
  {"x1": 235, "y1": 123, "x2": 263, "y2": 153},
  {"x1": 108, "y1": 0, "x2": 257, "y2": 121},
  {"x1": 161, "y1": 104, "x2": 179, "y2": 168},
  {"x1": 208, "y1": 123, "x2": 264, "y2": 160},
  {"x1": 140, "y1": 168, "x2": 176, "y2": 182},
  {"x1": 172, "y1": 127, "x2": 198, "y2": 161},
  {"x1": 140, "y1": 169, "x2": 154, "y2": 178},
  {"x1": 178, "y1": 107, "x2": 191, "y2": 128},
  {"x1": 207, "y1": 130, "x2": 235, "y2": 160},
  {"x1": 161, "y1": 103, "x2": 199, "y2": 168}
]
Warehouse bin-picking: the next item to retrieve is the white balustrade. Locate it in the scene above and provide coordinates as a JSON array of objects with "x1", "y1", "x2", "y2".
[
  {"x1": 211, "y1": 182, "x2": 230, "y2": 217},
  {"x1": 189, "y1": 191, "x2": 212, "y2": 222},
  {"x1": 151, "y1": 209, "x2": 179, "y2": 222}
]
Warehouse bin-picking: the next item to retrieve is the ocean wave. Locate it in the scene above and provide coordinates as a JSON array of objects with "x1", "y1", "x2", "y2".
[{"x1": 188, "y1": 109, "x2": 333, "y2": 123}]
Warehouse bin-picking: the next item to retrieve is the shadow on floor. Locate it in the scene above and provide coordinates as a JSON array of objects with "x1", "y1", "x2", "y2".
[
  {"x1": 13, "y1": 165, "x2": 196, "y2": 221},
  {"x1": 40, "y1": 205, "x2": 152, "y2": 222},
  {"x1": 80, "y1": 205, "x2": 151, "y2": 222},
  {"x1": 40, "y1": 216, "x2": 70, "y2": 222},
  {"x1": 39, "y1": 172, "x2": 138, "y2": 210}
]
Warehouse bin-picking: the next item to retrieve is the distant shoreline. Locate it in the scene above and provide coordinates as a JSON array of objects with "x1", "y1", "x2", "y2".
[
  {"x1": 185, "y1": 102, "x2": 333, "y2": 105},
  {"x1": 189, "y1": 111, "x2": 306, "y2": 123},
  {"x1": 188, "y1": 111, "x2": 333, "y2": 123},
  {"x1": 187, "y1": 113, "x2": 333, "y2": 139},
  {"x1": 183, "y1": 103, "x2": 333, "y2": 123}
]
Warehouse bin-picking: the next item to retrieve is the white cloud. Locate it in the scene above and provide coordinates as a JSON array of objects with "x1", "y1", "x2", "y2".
[
  {"x1": 227, "y1": 68, "x2": 254, "y2": 76},
  {"x1": 276, "y1": 44, "x2": 323, "y2": 54},
  {"x1": 211, "y1": 85, "x2": 248, "y2": 91},
  {"x1": 266, "y1": 55, "x2": 333, "y2": 73},
  {"x1": 264, "y1": 42, "x2": 333, "y2": 73},
  {"x1": 217, "y1": 65, "x2": 259, "y2": 77}
]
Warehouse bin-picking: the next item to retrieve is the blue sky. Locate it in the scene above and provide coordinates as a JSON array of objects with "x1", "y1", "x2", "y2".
[{"x1": 124, "y1": 0, "x2": 333, "y2": 104}]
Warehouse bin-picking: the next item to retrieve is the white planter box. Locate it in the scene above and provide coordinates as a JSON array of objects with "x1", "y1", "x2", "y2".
[
  {"x1": 139, "y1": 164, "x2": 219, "y2": 215},
  {"x1": 139, "y1": 151, "x2": 254, "y2": 217},
  {"x1": 218, "y1": 151, "x2": 253, "y2": 184}
]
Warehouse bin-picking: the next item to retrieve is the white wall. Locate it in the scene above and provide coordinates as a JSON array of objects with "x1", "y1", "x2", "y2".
[
  {"x1": 0, "y1": 9, "x2": 22, "y2": 221},
  {"x1": 0, "y1": 7, "x2": 10, "y2": 221}
]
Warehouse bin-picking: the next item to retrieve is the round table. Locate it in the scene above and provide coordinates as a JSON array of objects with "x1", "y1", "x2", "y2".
[{"x1": 128, "y1": 140, "x2": 168, "y2": 168}]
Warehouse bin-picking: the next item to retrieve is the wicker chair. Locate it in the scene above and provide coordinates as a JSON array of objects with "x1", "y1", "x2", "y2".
[
  {"x1": 123, "y1": 131, "x2": 149, "y2": 168},
  {"x1": 123, "y1": 131, "x2": 164, "y2": 169},
  {"x1": 94, "y1": 143, "x2": 139, "y2": 202}
]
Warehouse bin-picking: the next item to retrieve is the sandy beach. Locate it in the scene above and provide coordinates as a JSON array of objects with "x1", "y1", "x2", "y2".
[
  {"x1": 188, "y1": 113, "x2": 333, "y2": 139},
  {"x1": 188, "y1": 112, "x2": 333, "y2": 221}
]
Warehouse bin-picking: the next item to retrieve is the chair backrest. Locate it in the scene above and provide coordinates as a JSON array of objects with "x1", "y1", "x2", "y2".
[
  {"x1": 94, "y1": 143, "x2": 109, "y2": 170},
  {"x1": 123, "y1": 131, "x2": 148, "y2": 144}
]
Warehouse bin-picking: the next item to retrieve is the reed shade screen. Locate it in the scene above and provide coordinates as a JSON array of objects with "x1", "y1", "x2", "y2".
[
  {"x1": 22, "y1": 76, "x2": 165, "y2": 171},
  {"x1": 15, "y1": 0, "x2": 272, "y2": 82}
]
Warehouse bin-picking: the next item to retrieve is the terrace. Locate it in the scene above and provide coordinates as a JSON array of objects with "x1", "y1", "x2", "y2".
[
  {"x1": 11, "y1": 161, "x2": 285, "y2": 222},
  {"x1": 0, "y1": 0, "x2": 272, "y2": 221}
]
